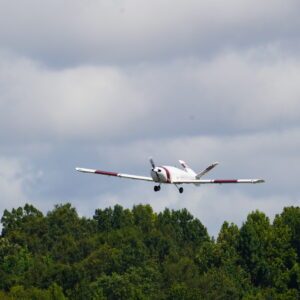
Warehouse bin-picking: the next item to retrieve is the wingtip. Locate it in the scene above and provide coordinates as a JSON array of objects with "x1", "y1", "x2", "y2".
[{"x1": 255, "y1": 179, "x2": 265, "y2": 183}]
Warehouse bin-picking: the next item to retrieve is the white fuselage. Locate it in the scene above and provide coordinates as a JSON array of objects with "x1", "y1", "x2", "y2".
[{"x1": 151, "y1": 166, "x2": 194, "y2": 183}]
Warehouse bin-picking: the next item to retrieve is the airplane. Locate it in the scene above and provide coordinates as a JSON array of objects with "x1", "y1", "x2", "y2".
[{"x1": 76, "y1": 158, "x2": 264, "y2": 193}]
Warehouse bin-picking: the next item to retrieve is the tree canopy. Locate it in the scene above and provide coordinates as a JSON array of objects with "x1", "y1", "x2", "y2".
[{"x1": 0, "y1": 203, "x2": 299, "y2": 299}]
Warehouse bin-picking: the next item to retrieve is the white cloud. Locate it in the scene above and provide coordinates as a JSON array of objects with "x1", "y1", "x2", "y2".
[
  {"x1": 0, "y1": 54, "x2": 152, "y2": 141},
  {"x1": 0, "y1": 158, "x2": 30, "y2": 212},
  {"x1": 1, "y1": 47, "x2": 300, "y2": 143}
]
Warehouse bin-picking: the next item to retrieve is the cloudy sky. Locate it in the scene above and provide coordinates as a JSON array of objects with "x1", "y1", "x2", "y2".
[{"x1": 0, "y1": 0, "x2": 299, "y2": 236}]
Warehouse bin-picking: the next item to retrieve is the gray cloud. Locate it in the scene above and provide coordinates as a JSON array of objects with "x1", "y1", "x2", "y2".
[
  {"x1": 0, "y1": 0, "x2": 299, "y2": 235},
  {"x1": 1, "y1": 128, "x2": 297, "y2": 235},
  {"x1": 0, "y1": 0, "x2": 299, "y2": 65}
]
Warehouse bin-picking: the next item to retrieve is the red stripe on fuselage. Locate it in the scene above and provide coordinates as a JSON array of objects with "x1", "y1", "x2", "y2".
[
  {"x1": 161, "y1": 166, "x2": 171, "y2": 183},
  {"x1": 214, "y1": 179, "x2": 238, "y2": 183},
  {"x1": 95, "y1": 170, "x2": 118, "y2": 176}
]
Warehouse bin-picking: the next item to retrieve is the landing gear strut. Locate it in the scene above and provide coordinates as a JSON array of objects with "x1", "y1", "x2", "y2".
[
  {"x1": 174, "y1": 184, "x2": 184, "y2": 194},
  {"x1": 154, "y1": 185, "x2": 161, "y2": 192}
]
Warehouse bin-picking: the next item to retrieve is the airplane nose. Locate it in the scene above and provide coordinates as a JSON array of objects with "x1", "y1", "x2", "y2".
[{"x1": 151, "y1": 168, "x2": 160, "y2": 182}]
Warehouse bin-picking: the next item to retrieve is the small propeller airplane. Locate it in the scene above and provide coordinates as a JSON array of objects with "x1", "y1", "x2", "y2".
[{"x1": 76, "y1": 158, "x2": 264, "y2": 193}]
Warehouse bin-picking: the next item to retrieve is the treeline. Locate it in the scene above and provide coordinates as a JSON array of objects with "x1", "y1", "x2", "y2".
[{"x1": 0, "y1": 203, "x2": 299, "y2": 299}]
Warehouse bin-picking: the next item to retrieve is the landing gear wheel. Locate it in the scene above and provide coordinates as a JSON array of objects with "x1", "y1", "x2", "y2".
[
  {"x1": 154, "y1": 185, "x2": 161, "y2": 192},
  {"x1": 179, "y1": 187, "x2": 184, "y2": 194}
]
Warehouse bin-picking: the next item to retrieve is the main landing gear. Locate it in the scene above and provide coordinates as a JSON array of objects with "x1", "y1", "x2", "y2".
[
  {"x1": 175, "y1": 184, "x2": 184, "y2": 194},
  {"x1": 153, "y1": 185, "x2": 184, "y2": 193},
  {"x1": 154, "y1": 185, "x2": 161, "y2": 192}
]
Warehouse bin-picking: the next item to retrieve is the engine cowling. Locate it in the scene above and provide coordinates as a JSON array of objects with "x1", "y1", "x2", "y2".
[{"x1": 150, "y1": 167, "x2": 168, "y2": 183}]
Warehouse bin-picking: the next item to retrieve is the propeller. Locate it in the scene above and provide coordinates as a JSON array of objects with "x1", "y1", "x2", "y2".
[
  {"x1": 150, "y1": 157, "x2": 160, "y2": 182},
  {"x1": 149, "y1": 157, "x2": 155, "y2": 169}
]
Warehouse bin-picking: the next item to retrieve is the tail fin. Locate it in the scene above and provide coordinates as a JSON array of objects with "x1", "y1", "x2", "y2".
[{"x1": 179, "y1": 160, "x2": 197, "y2": 176}]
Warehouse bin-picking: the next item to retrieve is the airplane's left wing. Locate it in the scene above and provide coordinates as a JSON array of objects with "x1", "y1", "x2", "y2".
[
  {"x1": 173, "y1": 179, "x2": 265, "y2": 184},
  {"x1": 76, "y1": 167, "x2": 153, "y2": 182}
]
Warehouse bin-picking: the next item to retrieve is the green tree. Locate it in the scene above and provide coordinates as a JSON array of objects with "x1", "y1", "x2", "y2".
[
  {"x1": 79, "y1": 244, "x2": 122, "y2": 280},
  {"x1": 238, "y1": 210, "x2": 272, "y2": 286},
  {"x1": 1, "y1": 203, "x2": 300, "y2": 299},
  {"x1": 238, "y1": 209, "x2": 297, "y2": 291},
  {"x1": 217, "y1": 221, "x2": 240, "y2": 265},
  {"x1": 276, "y1": 207, "x2": 300, "y2": 260},
  {"x1": 157, "y1": 208, "x2": 209, "y2": 251},
  {"x1": 94, "y1": 207, "x2": 114, "y2": 231},
  {"x1": 132, "y1": 204, "x2": 155, "y2": 233},
  {"x1": 197, "y1": 268, "x2": 245, "y2": 300},
  {"x1": 0, "y1": 238, "x2": 33, "y2": 289}
]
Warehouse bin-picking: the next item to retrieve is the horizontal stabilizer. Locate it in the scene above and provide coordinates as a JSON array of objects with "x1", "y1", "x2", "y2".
[{"x1": 196, "y1": 162, "x2": 219, "y2": 179}]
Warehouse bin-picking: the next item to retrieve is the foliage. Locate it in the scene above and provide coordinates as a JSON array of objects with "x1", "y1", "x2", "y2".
[{"x1": 0, "y1": 203, "x2": 299, "y2": 299}]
